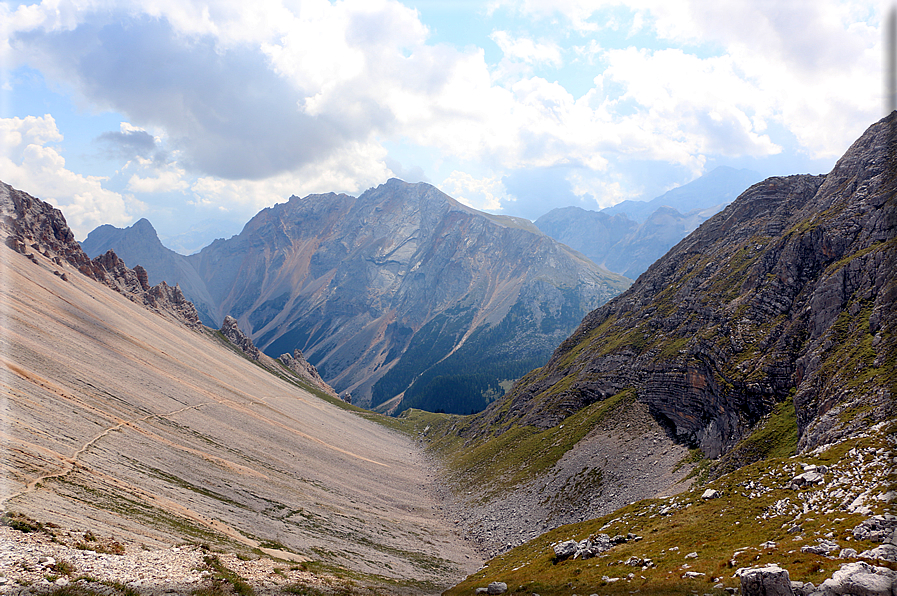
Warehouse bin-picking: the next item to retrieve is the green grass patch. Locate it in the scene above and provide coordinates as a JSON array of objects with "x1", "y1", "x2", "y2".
[
  {"x1": 444, "y1": 430, "x2": 896, "y2": 596},
  {"x1": 428, "y1": 389, "x2": 636, "y2": 499},
  {"x1": 1, "y1": 511, "x2": 45, "y2": 533},
  {"x1": 201, "y1": 554, "x2": 255, "y2": 596},
  {"x1": 711, "y1": 395, "x2": 798, "y2": 479}
]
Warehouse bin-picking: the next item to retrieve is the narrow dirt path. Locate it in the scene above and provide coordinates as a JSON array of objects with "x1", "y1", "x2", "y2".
[{"x1": 1, "y1": 401, "x2": 213, "y2": 507}]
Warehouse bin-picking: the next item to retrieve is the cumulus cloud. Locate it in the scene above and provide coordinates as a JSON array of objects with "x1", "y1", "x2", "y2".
[
  {"x1": 127, "y1": 166, "x2": 189, "y2": 194},
  {"x1": 10, "y1": 13, "x2": 355, "y2": 180},
  {"x1": 1, "y1": 0, "x2": 881, "y2": 224},
  {"x1": 97, "y1": 129, "x2": 156, "y2": 158},
  {"x1": 597, "y1": 48, "x2": 781, "y2": 160},
  {"x1": 490, "y1": 31, "x2": 564, "y2": 67},
  {"x1": 0, "y1": 115, "x2": 138, "y2": 238},
  {"x1": 440, "y1": 171, "x2": 506, "y2": 211},
  {"x1": 491, "y1": 0, "x2": 881, "y2": 159},
  {"x1": 189, "y1": 138, "x2": 392, "y2": 215}
]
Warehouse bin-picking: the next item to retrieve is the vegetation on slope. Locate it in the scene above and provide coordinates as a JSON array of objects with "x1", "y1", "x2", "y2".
[
  {"x1": 444, "y1": 420, "x2": 897, "y2": 595},
  {"x1": 397, "y1": 389, "x2": 636, "y2": 500}
]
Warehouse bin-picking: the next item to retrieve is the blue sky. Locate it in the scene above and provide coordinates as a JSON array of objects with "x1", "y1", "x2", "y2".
[{"x1": 0, "y1": 0, "x2": 885, "y2": 252}]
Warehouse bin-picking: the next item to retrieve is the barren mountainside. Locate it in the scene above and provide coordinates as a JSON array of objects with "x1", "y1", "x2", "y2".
[
  {"x1": 472, "y1": 113, "x2": 896, "y2": 461},
  {"x1": 0, "y1": 185, "x2": 482, "y2": 591},
  {"x1": 84, "y1": 179, "x2": 631, "y2": 413}
]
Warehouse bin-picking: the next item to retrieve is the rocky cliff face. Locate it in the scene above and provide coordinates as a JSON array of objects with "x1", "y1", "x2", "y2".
[
  {"x1": 82, "y1": 219, "x2": 219, "y2": 324},
  {"x1": 0, "y1": 181, "x2": 201, "y2": 330},
  {"x1": 85, "y1": 179, "x2": 630, "y2": 412},
  {"x1": 219, "y1": 315, "x2": 262, "y2": 360},
  {"x1": 474, "y1": 114, "x2": 896, "y2": 459},
  {"x1": 279, "y1": 349, "x2": 338, "y2": 398}
]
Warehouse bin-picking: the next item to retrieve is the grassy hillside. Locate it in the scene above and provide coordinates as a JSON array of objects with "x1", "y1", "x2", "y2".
[
  {"x1": 443, "y1": 418, "x2": 896, "y2": 595},
  {"x1": 398, "y1": 389, "x2": 637, "y2": 501}
]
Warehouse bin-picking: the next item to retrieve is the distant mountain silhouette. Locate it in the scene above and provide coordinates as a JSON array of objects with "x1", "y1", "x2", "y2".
[{"x1": 535, "y1": 166, "x2": 762, "y2": 279}]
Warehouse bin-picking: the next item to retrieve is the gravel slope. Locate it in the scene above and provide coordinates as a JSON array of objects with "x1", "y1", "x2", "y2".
[{"x1": 0, "y1": 246, "x2": 481, "y2": 593}]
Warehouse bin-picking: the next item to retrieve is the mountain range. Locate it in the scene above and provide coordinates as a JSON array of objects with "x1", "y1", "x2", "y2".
[
  {"x1": 602, "y1": 165, "x2": 762, "y2": 221},
  {"x1": 82, "y1": 179, "x2": 630, "y2": 413},
  {"x1": 429, "y1": 112, "x2": 896, "y2": 557},
  {"x1": 534, "y1": 166, "x2": 763, "y2": 279},
  {"x1": 1, "y1": 114, "x2": 894, "y2": 596}
]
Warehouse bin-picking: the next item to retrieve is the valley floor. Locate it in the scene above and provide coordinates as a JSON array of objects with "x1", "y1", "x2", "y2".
[{"x1": 435, "y1": 398, "x2": 695, "y2": 560}]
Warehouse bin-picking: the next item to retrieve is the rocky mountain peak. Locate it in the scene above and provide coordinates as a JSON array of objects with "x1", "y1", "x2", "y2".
[
  {"x1": 86, "y1": 177, "x2": 631, "y2": 413},
  {"x1": 1, "y1": 180, "x2": 202, "y2": 330}
]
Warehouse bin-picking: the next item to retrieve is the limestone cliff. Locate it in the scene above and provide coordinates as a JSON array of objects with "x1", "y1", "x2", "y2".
[
  {"x1": 0, "y1": 181, "x2": 202, "y2": 330},
  {"x1": 473, "y1": 113, "x2": 896, "y2": 459}
]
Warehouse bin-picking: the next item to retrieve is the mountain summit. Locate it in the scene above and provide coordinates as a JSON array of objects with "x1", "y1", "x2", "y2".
[{"x1": 85, "y1": 179, "x2": 630, "y2": 412}]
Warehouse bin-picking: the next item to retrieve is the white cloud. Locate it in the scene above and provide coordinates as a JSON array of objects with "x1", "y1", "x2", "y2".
[
  {"x1": 440, "y1": 171, "x2": 506, "y2": 211},
  {"x1": 598, "y1": 48, "x2": 781, "y2": 160},
  {"x1": 490, "y1": 31, "x2": 564, "y2": 67},
  {"x1": 492, "y1": 0, "x2": 881, "y2": 159},
  {"x1": 1, "y1": 0, "x2": 882, "y2": 226},
  {"x1": 0, "y1": 115, "x2": 137, "y2": 239},
  {"x1": 127, "y1": 166, "x2": 189, "y2": 194},
  {"x1": 565, "y1": 168, "x2": 643, "y2": 208},
  {"x1": 189, "y1": 139, "x2": 393, "y2": 213}
]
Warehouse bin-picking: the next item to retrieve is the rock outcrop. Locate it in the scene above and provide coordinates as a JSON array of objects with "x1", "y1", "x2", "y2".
[
  {"x1": 220, "y1": 315, "x2": 262, "y2": 360},
  {"x1": 552, "y1": 532, "x2": 642, "y2": 562},
  {"x1": 280, "y1": 349, "x2": 337, "y2": 398},
  {"x1": 813, "y1": 561, "x2": 896, "y2": 596},
  {"x1": 853, "y1": 515, "x2": 897, "y2": 544},
  {"x1": 740, "y1": 564, "x2": 794, "y2": 596},
  {"x1": 82, "y1": 218, "x2": 217, "y2": 323},
  {"x1": 217, "y1": 315, "x2": 339, "y2": 397},
  {"x1": 471, "y1": 113, "x2": 896, "y2": 458},
  {"x1": 0, "y1": 181, "x2": 201, "y2": 330}
]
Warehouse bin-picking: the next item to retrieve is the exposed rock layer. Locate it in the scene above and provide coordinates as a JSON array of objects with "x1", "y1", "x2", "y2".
[{"x1": 474, "y1": 113, "x2": 897, "y2": 458}]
